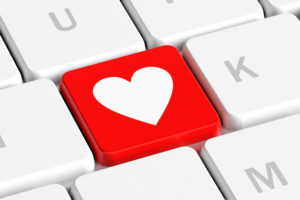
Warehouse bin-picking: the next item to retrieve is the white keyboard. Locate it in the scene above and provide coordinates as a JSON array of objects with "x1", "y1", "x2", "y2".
[{"x1": 0, "y1": 1, "x2": 300, "y2": 200}]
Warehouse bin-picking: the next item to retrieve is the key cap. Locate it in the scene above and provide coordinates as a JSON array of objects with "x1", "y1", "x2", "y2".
[
  {"x1": 201, "y1": 114, "x2": 300, "y2": 199},
  {"x1": 0, "y1": 79, "x2": 94, "y2": 197},
  {"x1": 184, "y1": 14, "x2": 300, "y2": 130},
  {"x1": 0, "y1": 0, "x2": 145, "y2": 83},
  {"x1": 259, "y1": 0, "x2": 300, "y2": 17},
  {"x1": 1, "y1": 185, "x2": 70, "y2": 200},
  {"x1": 61, "y1": 46, "x2": 221, "y2": 166},
  {"x1": 71, "y1": 147, "x2": 224, "y2": 200},
  {"x1": 0, "y1": 36, "x2": 22, "y2": 89},
  {"x1": 123, "y1": 0, "x2": 263, "y2": 49}
]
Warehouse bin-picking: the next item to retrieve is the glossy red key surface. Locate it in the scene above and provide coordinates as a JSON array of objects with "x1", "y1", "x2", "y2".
[{"x1": 61, "y1": 46, "x2": 221, "y2": 166}]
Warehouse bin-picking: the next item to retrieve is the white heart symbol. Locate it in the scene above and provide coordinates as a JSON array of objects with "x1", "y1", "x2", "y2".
[{"x1": 93, "y1": 67, "x2": 173, "y2": 125}]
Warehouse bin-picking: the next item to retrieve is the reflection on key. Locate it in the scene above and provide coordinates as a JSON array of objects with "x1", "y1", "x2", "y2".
[{"x1": 202, "y1": 114, "x2": 300, "y2": 199}]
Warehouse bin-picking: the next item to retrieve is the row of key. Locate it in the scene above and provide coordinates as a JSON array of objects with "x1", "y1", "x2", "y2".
[{"x1": 1, "y1": 0, "x2": 300, "y2": 200}]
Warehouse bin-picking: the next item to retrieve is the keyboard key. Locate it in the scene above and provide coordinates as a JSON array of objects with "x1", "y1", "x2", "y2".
[
  {"x1": 0, "y1": 36, "x2": 22, "y2": 89},
  {"x1": 184, "y1": 14, "x2": 300, "y2": 130},
  {"x1": 0, "y1": 79, "x2": 94, "y2": 197},
  {"x1": 259, "y1": 0, "x2": 300, "y2": 17},
  {"x1": 71, "y1": 147, "x2": 224, "y2": 200},
  {"x1": 1, "y1": 185, "x2": 70, "y2": 200},
  {"x1": 123, "y1": 0, "x2": 263, "y2": 49},
  {"x1": 201, "y1": 114, "x2": 300, "y2": 199},
  {"x1": 0, "y1": 0, "x2": 145, "y2": 83},
  {"x1": 61, "y1": 46, "x2": 221, "y2": 166}
]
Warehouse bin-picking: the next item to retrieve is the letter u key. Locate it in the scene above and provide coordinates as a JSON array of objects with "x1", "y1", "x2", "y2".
[{"x1": 49, "y1": 8, "x2": 77, "y2": 31}]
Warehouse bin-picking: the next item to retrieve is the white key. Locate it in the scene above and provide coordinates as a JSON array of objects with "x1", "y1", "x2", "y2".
[
  {"x1": 202, "y1": 114, "x2": 300, "y2": 199},
  {"x1": 0, "y1": 36, "x2": 22, "y2": 89},
  {"x1": 1, "y1": 185, "x2": 70, "y2": 200},
  {"x1": 123, "y1": 0, "x2": 263, "y2": 49},
  {"x1": 71, "y1": 147, "x2": 224, "y2": 200},
  {"x1": 0, "y1": 0, "x2": 145, "y2": 83},
  {"x1": 0, "y1": 79, "x2": 94, "y2": 197},
  {"x1": 184, "y1": 14, "x2": 300, "y2": 130},
  {"x1": 259, "y1": 0, "x2": 300, "y2": 17}
]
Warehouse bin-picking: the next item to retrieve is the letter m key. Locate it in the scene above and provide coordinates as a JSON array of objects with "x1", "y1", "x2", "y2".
[{"x1": 245, "y1": 162, "x2": 288, "y2": 193}]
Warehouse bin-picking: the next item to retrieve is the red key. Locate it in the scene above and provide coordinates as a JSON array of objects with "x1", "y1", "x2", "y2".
[{"x1": 61, "y1": 46, "x2": 221, "y2": 166}]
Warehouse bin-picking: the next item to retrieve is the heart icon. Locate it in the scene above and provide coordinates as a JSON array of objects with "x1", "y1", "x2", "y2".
[{"x1": 93, "y1": 67, "x2": 173, "y2": 125}]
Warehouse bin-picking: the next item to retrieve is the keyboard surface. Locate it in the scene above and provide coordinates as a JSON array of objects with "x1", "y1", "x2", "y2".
[{"x1": 0, "y1": 0, "x2": 299, "y2": 199}]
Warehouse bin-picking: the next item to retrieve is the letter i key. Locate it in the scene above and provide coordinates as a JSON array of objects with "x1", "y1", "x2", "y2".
[{"x1": 0, "y1": 135, "x2": 5, "y2": 148}]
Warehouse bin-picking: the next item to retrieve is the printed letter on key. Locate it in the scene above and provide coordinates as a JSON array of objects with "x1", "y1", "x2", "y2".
[
  {"x1": 0, "y1": 135, "x2": 5, "y2": 148},
  {"x1": 245, "y1": 162, "x2": 288, "y2": 193},
  {"x1": 49, "y1": 8, "x2": 77, "y2": 31},
  {"x1": 225, "y1": 56, "x2": 259, "y2": 82}
]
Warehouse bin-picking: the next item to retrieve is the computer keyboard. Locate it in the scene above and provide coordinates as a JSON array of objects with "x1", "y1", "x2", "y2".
[{"x1": 0, "y1": 0, "x2": 299, "y2": 200}]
